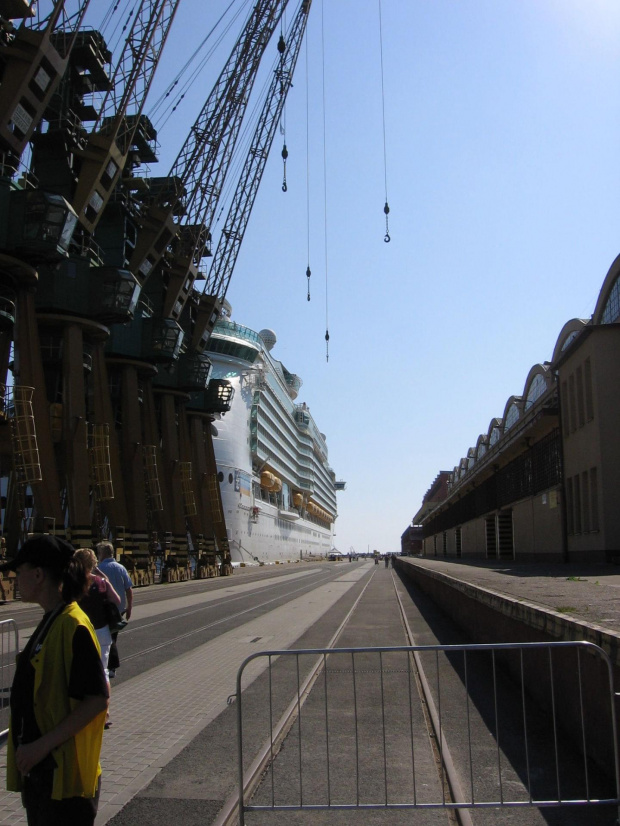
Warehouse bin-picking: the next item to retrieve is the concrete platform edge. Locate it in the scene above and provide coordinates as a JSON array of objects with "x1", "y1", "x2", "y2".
[{"x1": 397, "y1": 558, "x2": 620, "y2": 666}]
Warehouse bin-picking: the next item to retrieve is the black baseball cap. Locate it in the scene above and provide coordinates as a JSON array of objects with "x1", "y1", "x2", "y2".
[{"x1": 0, "y1": 535, "x2": 75, "y2": 573}]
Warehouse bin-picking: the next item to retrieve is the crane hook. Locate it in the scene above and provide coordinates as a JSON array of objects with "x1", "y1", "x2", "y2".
[
  {"x1": 281, "y1": 142, "x2": 288, "y2": 192},
  {"x1": 383, "y1": 200, "x2": 391, "y2": 243},
  {"x1": 306, "y1": 265, "x2": 311, "y2": 301}
]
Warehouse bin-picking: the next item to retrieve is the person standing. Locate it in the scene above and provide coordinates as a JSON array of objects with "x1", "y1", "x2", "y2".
[
  {"x1": 2, "y1": 535, "x2": 108, "y2": 825},
  {"x1": 95, "y1": 541, "x2": 133, "y2": 678}
]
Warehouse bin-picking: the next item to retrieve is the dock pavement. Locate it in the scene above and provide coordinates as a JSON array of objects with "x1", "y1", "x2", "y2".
[{"x1": 0, "y1": 557, "x2": 618, "y2": 824}]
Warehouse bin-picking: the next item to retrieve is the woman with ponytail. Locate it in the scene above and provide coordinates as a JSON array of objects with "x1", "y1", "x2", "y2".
[{"x1": 1, "y1": 535, "x2": 109, "y2": 825}]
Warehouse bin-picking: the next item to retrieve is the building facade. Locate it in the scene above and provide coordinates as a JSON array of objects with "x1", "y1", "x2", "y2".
[{"x1": 413, "y1": 257, "x2": 620, "y2": 563}]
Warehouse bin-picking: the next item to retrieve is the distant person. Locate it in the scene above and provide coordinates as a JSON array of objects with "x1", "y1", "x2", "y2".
[
  {"x1": 384, "y1": 555, "x2": 389, "y2": 568},
  {"x1": 75, "y1": 548, "x2": 121, "y2": 728},
  {"x1": 2, "y1": 535, "x2": 108, "y2": 825},
  {"x1": 96, "y1": 541, "x2": 133, "y2": 678}
]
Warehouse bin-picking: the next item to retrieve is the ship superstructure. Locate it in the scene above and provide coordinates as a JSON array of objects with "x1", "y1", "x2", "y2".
[{"x1": 206, "y1": 302, "x2": 340, "y2": 564}]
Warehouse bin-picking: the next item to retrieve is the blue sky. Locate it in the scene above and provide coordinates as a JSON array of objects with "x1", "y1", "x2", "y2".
[{"x1": 87, "y1": 0, "x2": 620, "y2": 555}]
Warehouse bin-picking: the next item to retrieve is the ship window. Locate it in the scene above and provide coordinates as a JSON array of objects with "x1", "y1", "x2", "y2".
[
  {"x1": 228, "y1": 473, "x2": 233, "y2": 484},
  {"x1": 217, "y1": 471, "x2": 224, "y2": 482}
]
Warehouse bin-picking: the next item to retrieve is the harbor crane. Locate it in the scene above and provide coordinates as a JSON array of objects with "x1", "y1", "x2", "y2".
[
  {"x1": 0, "y1": 0, "x2": 315, "y2": 588},
  {"x1": 0, "y1": 0, "x2": 93, "y2": 166}
]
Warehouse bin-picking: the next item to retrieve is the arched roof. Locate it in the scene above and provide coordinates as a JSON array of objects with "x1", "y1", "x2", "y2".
[
  {"x1": 487, "y1": 418, "x2": 503, "y2": 446},
  {"x1": 475, "y1": 434, "x2": 488, "y2": 460},
  {"x1": 523, "y1": 364, "x2": 553, "y2": 411},
  {"x1": 502, "y1": 396, "x2": 523, "y2": 433},
  {"x1": 551, "y1": 318, "x2": 589, "y2": 363},
  {"x1": 593, "y1": 253, "x2": 620, "y2": 325}
]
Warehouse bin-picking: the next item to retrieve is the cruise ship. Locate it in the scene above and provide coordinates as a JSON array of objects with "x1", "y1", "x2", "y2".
[{"x1": 205, "y1": 302, "x2": 344, "y2": 565}]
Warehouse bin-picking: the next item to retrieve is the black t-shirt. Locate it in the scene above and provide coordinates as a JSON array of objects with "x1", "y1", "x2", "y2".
[{"x1": 11, "y1": 606, "x2": 108, "y2": 749}]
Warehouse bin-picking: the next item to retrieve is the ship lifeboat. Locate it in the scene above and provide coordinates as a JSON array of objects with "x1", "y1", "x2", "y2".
[
  {"x1": 260, "y1": 471, "x2": 282, "y2": 492},
  {"x1": 306, "y1": 501, "x2": 332, "y2": 523},
  {"x1": 292, "y1": 492, "x2": 303, "y2": 508}
]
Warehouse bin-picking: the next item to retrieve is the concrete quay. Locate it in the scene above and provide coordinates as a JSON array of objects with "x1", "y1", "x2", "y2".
[
  {"x1": 396, "y1": 555, "x2": 620, "y2": 780},
  {"x1": 396, "y1": 556, "x2": 620, "y2": 664}
]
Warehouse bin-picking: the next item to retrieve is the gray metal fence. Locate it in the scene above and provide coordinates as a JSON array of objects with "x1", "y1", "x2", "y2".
[
  {"x1": 235, "y1": 641, "x2": 620, "y2": 824},
  {"x1": 0, "y1": 619, "x2": 18, "y2": 738}
]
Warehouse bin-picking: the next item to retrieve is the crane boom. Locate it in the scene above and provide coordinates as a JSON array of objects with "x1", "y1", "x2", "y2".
[
  {"x1": 129, "y1": 0, "x2": 291, "y2": 286},
  {"x1": 206, "y1": 0, "x2": 312, "y2": 307},
  {"x1": 69, "y1": 0, "x2": 182, "y2": 234},
  {"x1": 0, "y1": 0, "x2": 93, "y2": 162}
]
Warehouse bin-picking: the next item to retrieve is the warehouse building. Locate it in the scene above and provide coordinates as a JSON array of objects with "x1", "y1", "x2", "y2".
[{"x1": 412, "y1": 256, "x2": 620, "y2": 563}]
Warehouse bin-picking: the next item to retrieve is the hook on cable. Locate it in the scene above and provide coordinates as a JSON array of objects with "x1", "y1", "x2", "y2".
[
  {"x1": 383, "y1": 200, "x2": 391, "y2": 243},
  {"x1": 281, "y1": 143, "x2": 288, "y2": 192}
]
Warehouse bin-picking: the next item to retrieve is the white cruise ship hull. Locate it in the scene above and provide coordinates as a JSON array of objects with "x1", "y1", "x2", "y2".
[{"x1": 207, "y1": 313, "x2": 339, "y2": 566}]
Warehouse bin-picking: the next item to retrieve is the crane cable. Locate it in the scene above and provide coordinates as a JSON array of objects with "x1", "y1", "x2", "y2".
[
  {"x1": 379, "y1": 0, "x2": 391, "y2": 242},
  {"x1": 279, "y1": 10, "x2": 288, "y2": 192},
  {"x1": 304, "y1": 30, "x2": 311, "y2": 302},
  {"x1": 321, "y1": 0, "x2": 329, "y2": 361}
]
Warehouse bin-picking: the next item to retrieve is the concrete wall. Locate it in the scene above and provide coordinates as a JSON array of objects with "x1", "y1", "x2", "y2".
[{"x1": 396, "y1": 557, "x2": 620, "y2": 775}]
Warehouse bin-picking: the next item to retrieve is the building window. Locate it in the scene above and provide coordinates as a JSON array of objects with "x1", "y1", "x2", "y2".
[
  {"x1": 505, "y1": 404, "x2": 519, "y2": 432},
  {"x1": 576, "y1": 366, "x2": 585, "y2": 429},
  {"x1": 561, "y1": 330, "x2": 580, "y2": 351},
  {"x1": 442, "y1": 531, "x2": 447, "y2": 556},
  {"x1": 590, "y1": 467, "x2": 599, "y2": 531},
  {"x1": 601, "y1": 275, "x2": 620, "y2": 323},
  {"x1": 584, "y1": 358, "x2": 594, "y2": 421},
  {"x1": 568, "y1": 374, "x2": 576, "y2": 433},
  {"x1": 566, "y1": 477, "x2": 574, "y2": 535},
  {"x1": 581, "y1": 471, "x2": 590, "y2": 533},
  {"x1": 525, "y1": 373, "x2": 547, "y2": 410},
  {"x1": 561, "y1": 381, "x2": 569, "y2": 437},
  {"x1": 573, "y1": 474, "x2": 582, "y2": 534}
]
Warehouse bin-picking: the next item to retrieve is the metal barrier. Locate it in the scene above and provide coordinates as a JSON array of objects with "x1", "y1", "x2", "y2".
[
  {"x1": 235, "y1": 641, "x2": 620, "y2": 823},
  {"x1": 0, "y1": 619, "x2": 18, "y2": 738}
]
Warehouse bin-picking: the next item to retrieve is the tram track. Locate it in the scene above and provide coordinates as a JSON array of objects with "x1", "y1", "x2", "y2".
[
  {"x1": 212, "y1": 565, "x2": 380, "y2": 826},
  {"x1": 119, "y1": 568, "x2": 342, "y2": 664},
  {"x1": 213, "y1": 566, "x2": 468, "y2": 826},
  {"x1": 207, "y1": 566, "x2": 616, "y2": 826}
]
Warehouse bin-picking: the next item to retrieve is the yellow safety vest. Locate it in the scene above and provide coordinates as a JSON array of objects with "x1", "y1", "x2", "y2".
[{"x1": 6, "y1": 602, "x2": 106, "y2": 800}]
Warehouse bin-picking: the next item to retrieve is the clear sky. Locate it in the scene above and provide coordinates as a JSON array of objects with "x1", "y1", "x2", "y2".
[{"x1": 86, "y1": 0, "x2": 620, "y2": 555}]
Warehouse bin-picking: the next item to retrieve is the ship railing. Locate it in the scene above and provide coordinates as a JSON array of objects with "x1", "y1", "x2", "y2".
[
  {"x1": 213, "y1": 319, "x2": 261, "y2": 345},
  {"x1": 233, "y1": 641, "x2": 620, "y2": 824}
]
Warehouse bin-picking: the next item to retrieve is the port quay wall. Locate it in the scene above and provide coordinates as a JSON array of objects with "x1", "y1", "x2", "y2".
[{"x1": 395, "y1": 557, "x2": 620, "y2": 774}]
